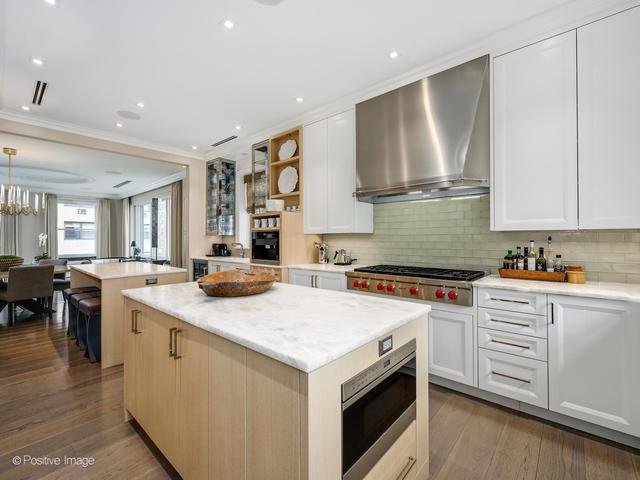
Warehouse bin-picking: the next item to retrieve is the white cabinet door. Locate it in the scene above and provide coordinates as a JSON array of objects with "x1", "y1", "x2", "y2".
[
  {"x1": 493, "y1": 31, "x2": 578, "y2": 230},
  {"x1": 314, "y1": 272, "x2": 346, "y2": 292},
  {"x1": 548, "y1": 295, "x2": 640, "y2": 436},
  {"x1": 578, "y1": 7, "x2": 640, "y2": 229},
  {"x1": 303, "y1": 120, "x2": 328, "y2": 233},
  {"x1": 218, "y1": 263, "x2": 249, "y2": 272},
  {"x1": 288, "y1": 269, "x2": 314, "y2": 288},
  {"x1": 327, "y1": 110, "x2": 356, "y2": 233},
  {"x1": 428, "y1": 309, "x2": 475, "y2": 387}
]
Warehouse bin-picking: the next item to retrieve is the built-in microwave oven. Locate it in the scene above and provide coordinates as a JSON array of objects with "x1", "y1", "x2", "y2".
[
  {"x1": 251, "y1": 231, "x2": 280, "y2": 265},
  {"x1": 341, "y1": 339, "x2": 416, "y2": 480}
]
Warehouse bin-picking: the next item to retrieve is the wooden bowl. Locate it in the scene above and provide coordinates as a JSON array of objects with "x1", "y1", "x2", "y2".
[{"x1": 197, "y1": 269, "x2": 275, "y2": 297}]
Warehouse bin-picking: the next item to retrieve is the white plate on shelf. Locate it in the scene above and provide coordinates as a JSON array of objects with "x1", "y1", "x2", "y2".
[
  {"x1": 278, "y1": 166, "x2": 298, "y2": 194},
  {"x1": 278, "y1": 139, "x2": 297, "y2": 160}
]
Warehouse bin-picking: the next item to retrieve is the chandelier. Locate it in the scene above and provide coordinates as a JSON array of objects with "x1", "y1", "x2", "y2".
[{"x1": 1, "y1": 147, "x2": 46, "y2": 216}]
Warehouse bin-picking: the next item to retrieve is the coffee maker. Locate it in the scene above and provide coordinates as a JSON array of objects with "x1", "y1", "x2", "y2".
[{"x1": 210, "y1": 243, "x2": 230, "y2": 257}]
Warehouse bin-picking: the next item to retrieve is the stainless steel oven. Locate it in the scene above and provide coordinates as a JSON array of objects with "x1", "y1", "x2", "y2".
[
  {"x1": 251, "y1": 231, "x2": 280, "y2": 265},
  {"x1": 342, "y1": 339, "x2": 416, "y2": 480}
]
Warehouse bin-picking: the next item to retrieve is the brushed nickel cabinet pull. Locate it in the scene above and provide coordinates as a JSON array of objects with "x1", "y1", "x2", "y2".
[
  {"x1": 490, "y1": 338, "x2": 531, "y2": 350},
  {"x1": 396, "y1": 456, "x2": 416, "y2": 480},
  {"x1": 169, "y1": 327, "x2": 177, "y2": 357},
  {"x1": 173, "y1": 329, "x2": 183, "y2": 360},
  {"x1": 489, "y1": 297, "x2": 530, "y2": 305},
  {"x1": 491, "y1": 370, "x2": 531, "y2": 384},
  {"x1": 491, "y1": 318, "x2": 529, "y2": 327},
  {"x1": 132, "y1": 310, "x2": 142, "y2": 334}
]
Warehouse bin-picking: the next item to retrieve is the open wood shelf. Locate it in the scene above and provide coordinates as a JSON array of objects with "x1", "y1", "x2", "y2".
[{"x1": 269, "y1": 126, "x2": 303, "y2": 211}]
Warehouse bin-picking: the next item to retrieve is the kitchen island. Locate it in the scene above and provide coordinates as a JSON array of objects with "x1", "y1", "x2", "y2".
[
  {"x1": 122, "y1": 281, "x2": 430, "y2": 480},
  {"x1": 70, "y1": 262, "x2": 187, "y2": 368}
]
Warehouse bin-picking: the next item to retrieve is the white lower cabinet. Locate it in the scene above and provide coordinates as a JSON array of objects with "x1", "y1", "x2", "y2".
[
  {"x1": 478, "y1": 327, "x2": 547, "y2": 361},
  {"x1": 288, "y1": 268, "x2": 346, "y2": 292},
  {"x1": 548, "y1": 295, "x2": 640, "y2": 437},
  {"x1": 428, "y1": 309, "x2": 475, "y2": 387},
  {"x1": 478, "y1": 348, "x2": 548, "y2": 408},
  {"x1": 208, "y1": 261, "x2": 250, "y2": 273}
]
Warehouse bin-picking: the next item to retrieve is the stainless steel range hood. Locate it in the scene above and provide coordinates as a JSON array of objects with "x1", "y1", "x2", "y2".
[{"x1": 355, "y1": 55, "x2": 489, "y2": 203}]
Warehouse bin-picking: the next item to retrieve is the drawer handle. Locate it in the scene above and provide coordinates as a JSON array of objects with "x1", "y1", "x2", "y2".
[
  {"x1": 396, "y1": 456, "x2": 416, "y2": 480},
  {"x1": 491, "y1": 370, "x2": 531, "y2": 384},
  {"x1": 490, "y1": 339, "x2": 531, "y2": 350},
  {"x1": 173, "y1": 329, "x2": 183, "y2": 360},
  {"x1": 489, "y1": 297, "x2": 531, "y2": 305},
  {"x1": 490, "y1": 318, "x2": 530, "y2": 328},
  {"x1": 131, "y1": 310, "x2": 141, "y2": 334},
  {"x1": 169, "y1": 327, "x2": 177, "y2": 357}
]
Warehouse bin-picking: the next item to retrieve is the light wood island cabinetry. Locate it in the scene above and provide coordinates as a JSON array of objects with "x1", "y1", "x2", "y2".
[{"x1": 123, "y1": 286, "x2": 429, "y2": 480}]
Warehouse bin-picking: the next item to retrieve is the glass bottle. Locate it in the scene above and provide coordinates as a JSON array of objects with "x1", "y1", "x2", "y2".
[
  {"x1": 536, "y1": 247, "x2": 546, "y2": 272},
  {"x1": 503, "y1": 250, "x2": 515, "y2": 270},
  {"x1": 554, "y1": 254, "x2": 564, "y2": 272},
  {"x1": 516, "y1": 246, "x2": 524, "y2": 270},
  {"x1": 527, "y1": 241, "x2": 536, "y2": 271}
]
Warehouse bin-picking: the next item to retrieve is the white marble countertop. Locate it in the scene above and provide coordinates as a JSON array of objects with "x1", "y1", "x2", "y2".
[
  {"x1": 287, "y1": 263, "x2": 366, "y2": 273},
  {"x1": 122, "y1": 282, "x2": 429, "y2": 372},
  {"x1": 474, "y1": 275, "x2": 640, "y2": 303},
  {"x1": 70, "y1": 262, "x2": 187, "y2": 280}
]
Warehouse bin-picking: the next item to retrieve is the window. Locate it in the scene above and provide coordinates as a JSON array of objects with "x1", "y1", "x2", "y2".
[
  {"x1": 57, "y1": 201, "x2": 97, "y2": 257},
  {"x1": 131, "y1": 194, "x2": 171, "y2": 260}
]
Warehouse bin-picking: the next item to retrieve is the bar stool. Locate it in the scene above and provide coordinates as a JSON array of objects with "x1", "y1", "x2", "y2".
[
  {"x1": 63, "y1": 286, "x2": 100, "y2": 337},
  {"x1": 69, "y1": 291, "x2": 101, "y2": 348},
  {"x1": 78, "y1": 297, "x2": 102, "y2": 363}
]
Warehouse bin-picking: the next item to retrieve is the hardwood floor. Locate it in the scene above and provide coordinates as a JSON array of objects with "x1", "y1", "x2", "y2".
[{"x1": 0, "y1": 297, "x2": 638, "y2": 479}]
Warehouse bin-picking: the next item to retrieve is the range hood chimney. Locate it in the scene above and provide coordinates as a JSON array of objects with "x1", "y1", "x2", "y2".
[{"x1": 355, "y1": 55, "x2": 489, "y2": 203}]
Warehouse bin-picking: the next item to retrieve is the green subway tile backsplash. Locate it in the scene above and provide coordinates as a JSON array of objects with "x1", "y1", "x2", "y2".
[{"x1": 323, "y1": 195, "x2": 640, "y2": 283}]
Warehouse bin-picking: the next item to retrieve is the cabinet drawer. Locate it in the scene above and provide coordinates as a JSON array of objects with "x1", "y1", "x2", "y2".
[
  {"x1": 478, "y1": 307, "x2": 548, "y2": 338},
  {"x1": 363, "y1": 420, "x2": 416, "y2": 480},
  {"x1": 477, "y1": 288, "x2": 547, "y2": 315},
  {"x1": 478, "y1": 328, "x2": 547, "y2": 361},
  {"x1": 478, "y1": 349, "x2": 548, "y2": 408}
]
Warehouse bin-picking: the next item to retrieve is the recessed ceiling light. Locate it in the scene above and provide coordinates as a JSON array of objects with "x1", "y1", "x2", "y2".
[
  {"x1": 43, "y1": 0, "x2": 57, "y2": 5},
  {"x1": 235, "y1": 125, "x2": 241, "y2": 130},
  {"x1": 191, "y1": 146, "x2": 198, "y2": 150},
  {"x1": 116, "y1": 122, "x2": 123, "y2": 128},
  {"x1": 296, "y1": 97, "x2": 304, "y2": 103},
  {"x1": 31, "y1": 57, "x2": 45, "y2": 66},
  {"x1": 136, "y1": 102, "x2": 145, "y2": 108},
  {"x1": 388, "y1": 50, "x2": 400, "y2": 59},
  {"x1": 223, "y1": 19, "x2": 235, "y2": 29},
  {"x1": 21, "y1": 105, "x2": 31, "y2": 111}
]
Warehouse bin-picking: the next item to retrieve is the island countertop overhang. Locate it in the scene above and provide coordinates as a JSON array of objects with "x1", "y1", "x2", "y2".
[{"x1": 122, "y1": 281, "x2": 430, "y2": 373}]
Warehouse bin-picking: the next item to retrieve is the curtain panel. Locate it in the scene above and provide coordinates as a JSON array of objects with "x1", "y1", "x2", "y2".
[
  {"x1": 170, "y1": 181, "x2": 183, "y2": 267},
  {"x1": 96, "y1": 199, "x2": 111, "y2": 258},
  {"x1": 44, "y1": 194, "x2": 58, "y2": 259}
]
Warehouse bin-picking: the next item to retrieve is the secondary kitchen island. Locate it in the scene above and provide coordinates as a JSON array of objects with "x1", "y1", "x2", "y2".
[
  {"x1": 122, "y1": 281, "x2": 430, "y2": 480},
  {"x1": 70, "y1": 262, "x2": 188, "y2": 368}
]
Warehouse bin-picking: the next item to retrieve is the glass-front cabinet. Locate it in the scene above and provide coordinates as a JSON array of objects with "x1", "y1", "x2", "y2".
[
  {"x1": 206, "y1": 158, "x2": 236, "y2": 236},
  {"x1": 251, "y1": 140, "x2": 269, "y2": 213}
]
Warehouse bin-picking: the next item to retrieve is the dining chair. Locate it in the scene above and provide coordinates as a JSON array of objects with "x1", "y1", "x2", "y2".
[
  {"x1": 0, "y1": 265, "x2": 55, "y2": 325},
  {"x1": 38, "y1": 258, "x2": 71, "y2": 304}
]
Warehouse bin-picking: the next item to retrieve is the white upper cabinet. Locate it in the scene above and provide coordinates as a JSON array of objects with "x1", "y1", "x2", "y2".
[
  {"x1": 577, "y1": 7, "x2": 640, "y2": 229},
  {"x1": 303, "y1": 110, "x2": 373, "y2": 234},
  {"x1": 302, "y1": 120, "x2": 328, "y2": 234},
  {"x1": 493, "y1": 31, "x2": 578, "y2": 231},
  {"x1": 548, "y1": 295, "x2": 640, "y2": 437}
]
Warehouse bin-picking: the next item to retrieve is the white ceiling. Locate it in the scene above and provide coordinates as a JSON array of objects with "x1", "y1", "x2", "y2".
[
  {"x1": 0, "y1": 132, "x2": 185, "y2": 198},
  {"x1": 1, "y1": 0, "x2": 580, "y2": 154}
]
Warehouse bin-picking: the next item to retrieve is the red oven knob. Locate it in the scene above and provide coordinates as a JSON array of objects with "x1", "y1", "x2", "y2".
[
  {"x1": 448, "y1": 290, "x2": 458, "y2": 300},
  {"x1": 377, "y1": 282, "x2": 384, "y2": 290},
  {"x1": 435, "y1": 289, "x2": 445, "y2": 298},
  {"x1": 386, "y1": 284, "x2": 394, "y2": 292},
  {"x1": 353, "y1": 280, "x2": 360, "y2": 288},
  {"x1": 362, "y1": 281, "x2": 369, "y2": 289},
  {"x1": 409, "y1": 287, "x2": 418, "y2": 295}
]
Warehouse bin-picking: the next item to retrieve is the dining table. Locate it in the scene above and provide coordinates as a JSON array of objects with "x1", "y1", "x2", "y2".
[{"x1": 0, "y1": 264, "x2": 70, "y2": 280}]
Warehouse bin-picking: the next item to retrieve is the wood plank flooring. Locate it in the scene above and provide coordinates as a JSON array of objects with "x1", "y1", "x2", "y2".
[{"x1": 0, "y1": 297, "x2": 638, "y2": 479}]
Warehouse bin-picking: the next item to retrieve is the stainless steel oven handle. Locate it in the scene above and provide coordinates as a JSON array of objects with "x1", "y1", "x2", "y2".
[{"x1": 343, "y1": 352, "x2": 416, "y2": 410}]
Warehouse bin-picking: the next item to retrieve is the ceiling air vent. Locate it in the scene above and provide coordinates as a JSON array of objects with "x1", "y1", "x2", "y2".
[
  {"x1": 113, "y1": 180, "x2": 132, "y2": 189},
  {"x1": 32, "y1": 80, "x2": 48, "y2": 105},
  {"x1": 210, "y1": 135, "x2": 238, "y2": 147}
]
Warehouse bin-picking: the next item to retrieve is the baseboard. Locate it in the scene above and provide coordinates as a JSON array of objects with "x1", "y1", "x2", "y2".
[{"x1": 429, "y1": 375, "x2": 640, "y2": 450}]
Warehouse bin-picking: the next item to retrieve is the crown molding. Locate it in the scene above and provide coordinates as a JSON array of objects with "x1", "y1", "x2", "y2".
[
  {"x1": 206, "y1": 0, "x2": 638, "y2": 159},
  {"x1": 0, "y1": 110, "x2": 205, "y2": 161}
]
